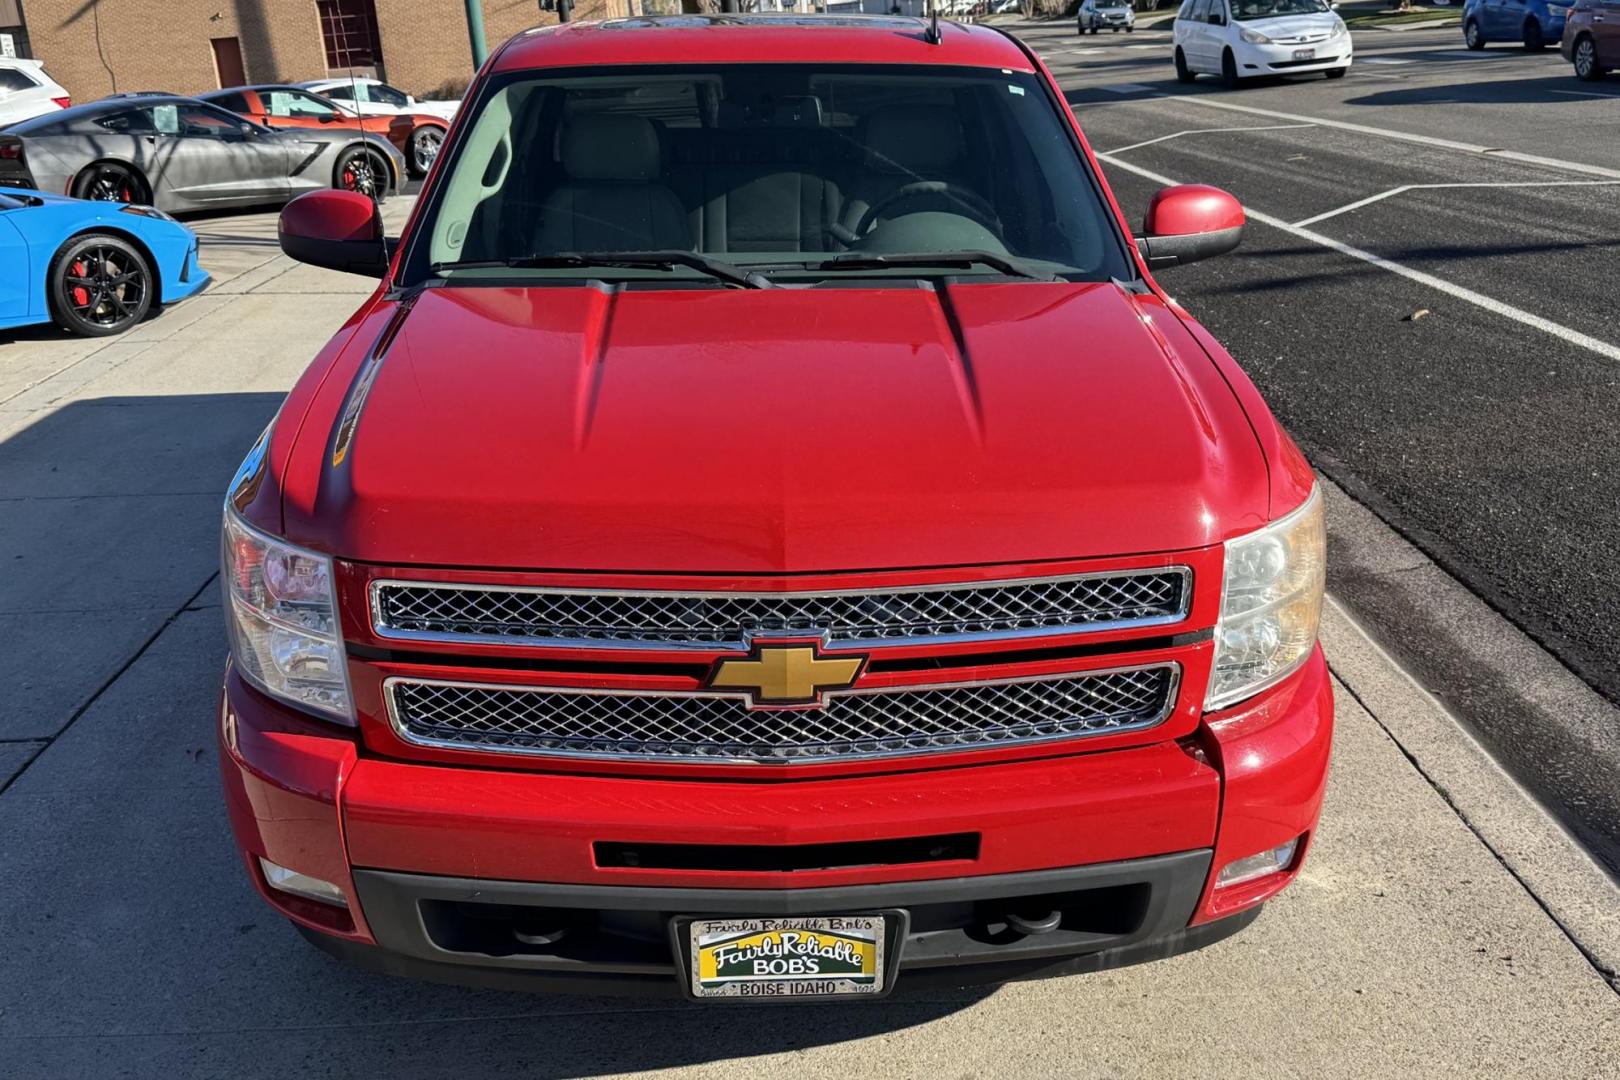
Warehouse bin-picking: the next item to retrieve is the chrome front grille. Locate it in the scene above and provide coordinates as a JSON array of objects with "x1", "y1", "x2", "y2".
[
  {"x1": 371, "y1": 569, "x2": 1191, "y2": 650},
  {"x1": 385, "y1": 664, "x2": 1179, "y2": 764}
]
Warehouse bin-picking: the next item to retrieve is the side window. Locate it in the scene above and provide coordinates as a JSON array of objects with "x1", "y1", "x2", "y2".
[
  {"x1": 177, "y1": 103, "x2": 244, "y2": 138},
  {"x1": 0, "y1": 68, "x2": 38, "y2": 93},
  {"x1": 267, "y1": 91, "x2": 339, "y2": 119},
  {"x1": 93, "y1": 108, "x2": 155, "y2": 135},
  {"x1": 1186, "y1": 0, "x2": 1209, "y2": 20},
  {"x1": 209, "y1": 91, "x2": 250, "y2": 114},
  {"x1": 323, "y1": 84, "x2": 356, "y2": 102},
  {"x1": 371, "y1": 83, "x2": 411, "y2": 108},
  {"x1": 1208, "y1": 0, "x2": 1226, "y2": 23}
]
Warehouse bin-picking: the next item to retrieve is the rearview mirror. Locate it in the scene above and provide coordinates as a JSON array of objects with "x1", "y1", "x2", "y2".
[
  {"x1": 278, "y1": 189, "x2": 390, "y2": 277},
  {"x1": 1134, "y1": 184, "x2": 1244, "y2": 270}
]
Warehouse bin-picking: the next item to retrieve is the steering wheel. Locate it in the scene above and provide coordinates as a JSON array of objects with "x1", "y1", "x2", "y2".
[{"x1": 854, "y1": 181, "x2": 1002, "y2": 239}]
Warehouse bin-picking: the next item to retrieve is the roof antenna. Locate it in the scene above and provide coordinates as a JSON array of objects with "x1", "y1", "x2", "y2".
[{"x1": 925, "y1": 0, "x2": 942, "y2": 44}]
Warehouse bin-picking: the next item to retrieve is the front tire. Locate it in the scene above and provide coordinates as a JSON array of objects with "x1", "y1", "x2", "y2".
[
  {"x1": 408, "y1": 125, "x2": 444, "y2": 178},
  {"x1": 72, "y1": 162, "x2": 147, "y2": 205},
  {"x1": 1221, "y1": 48, "x2": 1242, "y2": 88},
  {"x1": 1175, "y1": 47, "x2": 1196, "y2": 82},
  {"x1": 335, "y1": 146, "x2": 389, "y2": 202},
  {"x1": 47, "y1": 233, "x2": 152, "y2": 337},
  {"x1": 1522, "y1": 18, "x2": 1546, "y2": 49},
  {"x1": 1125, "y1": 23, "x2": 1134, "y2": 31},
  {"x1": 1325, "y1": 65, "x2": 1348, "y2": 78},
  {"x1": 1574, "y1": 35, "x2": 1608, "y2": 80},
  {"x1": 1464, "y1": 18, "x2": 1485, "y2": 49}
]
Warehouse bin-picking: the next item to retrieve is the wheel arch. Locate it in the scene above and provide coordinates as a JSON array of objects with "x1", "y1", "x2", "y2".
[
  {"x1": 334, "y1": 139, "x2": 400, "y2": 192},
  {"x1": 53, "y1": 225, "x2": 164, "y2": 307},
  {"x1": 71, "y1": 158, "x2": 152, "y2": 204}
]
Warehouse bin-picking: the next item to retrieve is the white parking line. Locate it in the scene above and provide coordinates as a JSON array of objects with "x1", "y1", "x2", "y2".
[
  {"x1": 1360, "y1": 56, "x2": 1416, "y2": 64},
  {"x1": 1294, "y1": 180, "x2": 1620, "y2": 227},
  {"x1": 1549, "y1": 89, "x2": 1620, "y2": 98},
  {"x1": 1430, "y1": 49, "x2": 1515, "y2": 58},
  {"x1": 1096, "y1": 152, "x2": 1620, "y2": 365},
  {"x1": 1165, "y1": 95, "x2": 1620, "y2": 180},
  {"x1": 1103, "y1": 123, "x2": 1316, "y2": 155}
]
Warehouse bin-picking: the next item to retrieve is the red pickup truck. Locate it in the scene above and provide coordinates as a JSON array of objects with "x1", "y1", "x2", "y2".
[{"x1": 220, "y1": 14, "x2": 1331, "y2": 1000}]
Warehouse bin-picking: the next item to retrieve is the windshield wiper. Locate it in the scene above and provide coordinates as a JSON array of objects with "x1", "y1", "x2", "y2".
[
  {"x1": 429, "y1": 250, "x2": 773, "y2": 289},
  {"x1": 812, "y1": 251, "x2": 1053, "y2": 281}
]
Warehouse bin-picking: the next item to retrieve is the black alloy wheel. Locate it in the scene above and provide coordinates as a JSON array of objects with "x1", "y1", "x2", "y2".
[{"x1": 48, "y1": 234, "x2": 152, "y2": 337}]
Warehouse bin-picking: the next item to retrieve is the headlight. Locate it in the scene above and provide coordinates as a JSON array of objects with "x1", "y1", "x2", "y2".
[
  {"x1": 1329, "y1": 17, "x2": 1347, "y2": 36},
  {"x1": 222, "y1": 505, "x2": 353, "y2": 724},
  {"x1": 1240, "y1": 27, "x2": 1274, "y2": 43},
  {"x1": 119, "y1": 204, "x2": 174, "y2": 221},
  {"x1": 1206, "y1": 487, "x2": 1325, "y2": 711}
]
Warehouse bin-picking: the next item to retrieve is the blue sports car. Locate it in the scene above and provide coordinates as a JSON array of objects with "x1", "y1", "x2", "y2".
[{"x1": 0, "y1": 185, "x2": 208, "y2": 336}]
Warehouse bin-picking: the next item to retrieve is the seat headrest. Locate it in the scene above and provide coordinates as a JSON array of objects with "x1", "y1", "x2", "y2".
[
  {"x1": 560, "y1": 114, "x2": 663, "y2": 182},
  {"x1": 862, "y1": 106, "x2": 965, "y2": 175}
]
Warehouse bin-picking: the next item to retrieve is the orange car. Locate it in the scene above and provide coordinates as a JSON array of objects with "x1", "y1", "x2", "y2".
[{"x1": 197, "y1": 84, "x2": 447, "y2": 177}]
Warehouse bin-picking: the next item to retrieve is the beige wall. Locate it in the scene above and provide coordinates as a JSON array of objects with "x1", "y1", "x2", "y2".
[{"x1": 21, "y1": 0, "x2": 627, "y2": 104}]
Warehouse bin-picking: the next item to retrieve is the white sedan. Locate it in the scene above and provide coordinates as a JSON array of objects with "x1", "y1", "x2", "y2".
[
  {"x1": 1173, "y1": 0, "x2": 1351, "y2": 85},
  {"x1": 298, "y1": 77, "x2": 458, "y2": 123}
]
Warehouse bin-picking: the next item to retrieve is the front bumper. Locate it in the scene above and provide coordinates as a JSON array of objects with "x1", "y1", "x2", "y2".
[
  {"x1": 219, "y1": 648, "x2": 1333, "y2": 994},
  {"x1": 1234, "y1": 39, "x2": 1352, "y2": 74}
]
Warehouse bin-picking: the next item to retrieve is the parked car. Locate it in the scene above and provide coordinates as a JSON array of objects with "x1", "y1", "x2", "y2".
[
  {"x1": 0, "y1": 96, "x2": 403, "y2": 211},
  {"x1": 199, "y1": 84, "x2": 447, "y2": 177},
  {"x1": 1080, "y1": 0, "x2": 1138, "y2": 32},
  {"x1": 1559, "y1": 0, "x2": 1617, "y2": 75},
  {"x1": 1174, "y1": 0, "x2": 1352, "y2": 84},
  {"x1": 298, "y1": 76, "x2": 460, "y2": 123},
  {"x1": 1463, "y1": 0, "x2": 1571, "y2": 48},
  {"x1": 0, "y1": 58, "x2": 71, "y2": 128},
  {"x1": 0, "y1": 185, "x2": 207, "y2": 336},
  {"x1": 225, "y1": 14, "x2": 1332, "y2": 999}
]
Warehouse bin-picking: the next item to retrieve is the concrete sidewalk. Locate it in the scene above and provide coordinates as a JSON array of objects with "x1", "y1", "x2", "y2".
[{"x1": 1, "y1": 210, "x2": 1617, "y2": 1079}]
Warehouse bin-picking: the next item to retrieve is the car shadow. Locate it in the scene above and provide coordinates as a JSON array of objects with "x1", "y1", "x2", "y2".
[{"x1": 1344, "y1": 72, "x2": 1615, "y2": 106}]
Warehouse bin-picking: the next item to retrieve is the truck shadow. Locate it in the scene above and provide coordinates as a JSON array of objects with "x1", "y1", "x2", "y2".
[{"x1": 0, "y1": 393, "x2": 996, "y2": 1078}]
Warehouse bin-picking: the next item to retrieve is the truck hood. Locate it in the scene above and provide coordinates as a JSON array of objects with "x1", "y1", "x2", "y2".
[{"x1": 283, "y1": 281, "x2": 1270, "y2": 572}]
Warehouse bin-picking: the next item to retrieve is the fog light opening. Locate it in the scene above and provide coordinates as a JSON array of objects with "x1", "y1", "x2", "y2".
[
  {"x1": 259, "y1": 857, "x2": 349, "y2": 909},
  {"x1": 1215, "y1": 837, "x2": 1300, "y2": 889}
]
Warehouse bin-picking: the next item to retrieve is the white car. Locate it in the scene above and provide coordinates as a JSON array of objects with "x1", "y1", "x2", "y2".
[
  {"x1": 1079, "y1": 0, "x2": 1137, "y2": 33},
  {"x1": 0, "y1": 59, "x2": 71, "y2": 128},
  {"x1": 1173, "y1": 0, "x2": 1351, "y2": 85},
  {"x1": 298, "y1": 77, "x2": 458, "y2": 123}
]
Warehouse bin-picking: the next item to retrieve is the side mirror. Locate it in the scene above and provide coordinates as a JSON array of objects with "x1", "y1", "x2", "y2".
[
  {"x1": 278, "y1": 189, "x2": 390, "y2": 277},
  {"x1": 1135, "y1": 184, "x2": 1244, "y2": 270},
  {"x1": 238, "y1": 123, "x2": 257, "y2": 138}
]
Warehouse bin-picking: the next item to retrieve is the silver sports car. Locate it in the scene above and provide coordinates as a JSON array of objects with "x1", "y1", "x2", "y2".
[{"x1": 0, "y1": 95, "x2": 404, "y2": 212}]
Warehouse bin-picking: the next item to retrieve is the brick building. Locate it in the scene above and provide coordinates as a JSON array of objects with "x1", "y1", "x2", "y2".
[{"x1": 10, "y1": 0, "x2": 635, "y2": 103}]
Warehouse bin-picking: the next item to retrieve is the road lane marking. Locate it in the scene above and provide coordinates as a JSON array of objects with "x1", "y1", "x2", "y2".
[
  {"x1": 1102, "y1": 123, "x2": 1316, "y2": 154},
  {"x1": 1360, "y1": 57, "x2": 1415, "y2": 64},
  {"x1": 1096, "y1": 152, "x2": 1620, "y2": 365},
  {"x1": 1294, "y1": 180, "x2": 1620, "y2": 227},
  {"x1": 1429, "y1": 49, "x2": 1515, "y2": 58},
  {"x1": 1549, "y1": 89, "x2": 1620, "y2": 98},
  {"x1": 1160, "y1": 95, "x2": 1620, "y2": 180}
]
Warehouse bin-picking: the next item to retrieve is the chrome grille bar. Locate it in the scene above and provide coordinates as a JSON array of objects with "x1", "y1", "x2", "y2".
[
  {"x1": 384, "y1": 664, "x2": 1180, "y2": 764},
  {"x1": 371, "y1": 569, "x2": 1191, "y2": 651}
]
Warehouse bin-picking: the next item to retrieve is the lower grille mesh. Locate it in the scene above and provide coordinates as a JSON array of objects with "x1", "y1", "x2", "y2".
[{"x1": 386, "y1": 665, "x2": 1178, "y2": 763}]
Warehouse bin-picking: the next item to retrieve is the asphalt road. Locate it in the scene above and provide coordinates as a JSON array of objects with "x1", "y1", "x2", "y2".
[{"x1": 1007, "y1": 19, "x2": 1620, "y2": 872}]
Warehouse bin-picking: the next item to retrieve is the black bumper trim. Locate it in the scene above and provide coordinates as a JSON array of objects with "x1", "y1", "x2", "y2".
[{"x1": 302, "y1": 851, "x2": 1242, "y2": 996}]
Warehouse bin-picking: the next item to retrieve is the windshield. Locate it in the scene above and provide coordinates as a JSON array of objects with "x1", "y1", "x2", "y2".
[
  {"x1": 405, "y1": 64, "x2": 1131, "y2": 287},
  {"x1": 1231, "y1": 0, "x2": 1330, "y2": 19}
]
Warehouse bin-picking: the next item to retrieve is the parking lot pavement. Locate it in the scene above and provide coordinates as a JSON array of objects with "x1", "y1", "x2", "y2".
[
  {"x1": 1003, "y1": 21, "x2": 1620, "y2": 875},
  {"x1": 3, "y1": 211, "x2": 1619, "y2": 1079}
]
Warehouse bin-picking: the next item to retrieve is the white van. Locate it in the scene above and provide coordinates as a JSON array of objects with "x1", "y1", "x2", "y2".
[{"x1": 1173, "y1": 0, "x2": 1352, "y2": 86}]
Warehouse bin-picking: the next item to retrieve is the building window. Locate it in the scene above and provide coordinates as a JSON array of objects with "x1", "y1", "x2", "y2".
[{"x1": 317, "y1": 0, "x2": 383, "y2": 71}]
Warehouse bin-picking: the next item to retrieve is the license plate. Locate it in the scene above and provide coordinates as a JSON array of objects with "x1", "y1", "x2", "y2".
[
  {"x1": 1293, "y1": 48, "x2": 1316, "y2": 60},
  {"x1": 681, "y1": 914, "x2": 894, "y2": 1000}
]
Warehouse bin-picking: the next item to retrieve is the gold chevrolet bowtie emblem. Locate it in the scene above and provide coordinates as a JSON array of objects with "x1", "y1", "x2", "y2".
[{"x1": 707, "y1": 644, "x2": 865, "y2": 707}]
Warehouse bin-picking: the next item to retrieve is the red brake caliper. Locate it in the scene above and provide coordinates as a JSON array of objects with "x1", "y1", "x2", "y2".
[{"x1": 70, "y1": 259, "x2": 89, "y2": 308}]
